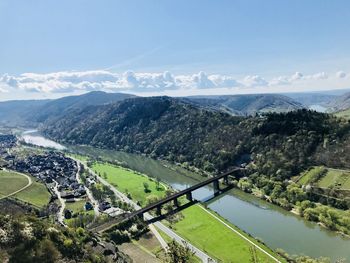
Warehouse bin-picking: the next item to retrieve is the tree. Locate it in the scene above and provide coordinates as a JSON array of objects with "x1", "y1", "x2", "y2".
[
  {"x1": 143, "y1": 182, "x2": 150, "y2": 193},
  {"x1": 165, "y1": 240, "x2": 194, "y2": 263},
  {"x1": 156, "y1": 177, "x2": 161, "y2": 190}
]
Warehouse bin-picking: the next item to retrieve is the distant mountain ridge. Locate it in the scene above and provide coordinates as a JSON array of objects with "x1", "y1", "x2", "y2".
[
  {"x1": 182, "y1": 94, "x2": 304, "y2": 115},
  {"x1": 327, "y1": 92, "x2": 350, "y2": 112},
  {"x1": 0, "y1": 91, "x2": 136, "y2": 126}
]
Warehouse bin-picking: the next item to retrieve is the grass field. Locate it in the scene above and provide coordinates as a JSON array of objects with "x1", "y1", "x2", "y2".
[
  {"x1": 297, "y1": 166, "x2": 350, "y2": 190},
  {"x1": 297, "y1": 166, "x2": 327, "y2": 185},
  {"x1": 65, "y1": 200, "x2": 87, "y2": 213},
  {"x1": 335, "y1": 109, "x2": 350, "y2": 119},
  {"x1": 0, "y1": 170, "x2": 29, "y2": 198},
  {"x1": 92, "y1": 162, "x2": 167, "y2": 206},
  {"x1": 318, "y1": 169, "x2": 350, "y2": 189},
  {"x1": 14, "y1": 180, "x2": 51, "y2": 208},
  {"x1": 168, "y1": 204, "x2": 284, "y2": 263}
]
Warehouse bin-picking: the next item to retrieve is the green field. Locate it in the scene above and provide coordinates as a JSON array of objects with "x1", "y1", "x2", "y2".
[
  {"x1": 297, "y1": 166, "x2": 350, "y2": 190},
  {"x1": 297, "y1": 166, "x2": 327, "y2": 185},
  {"x1": 335, "y1": 109, "x2": 350, "y2": 120},
  {"x1": 0, "y1": 170, "x2": 29, "y2": 198},
  {"x1": 66, "y1": 200, "x2": 87, "y2": 213},
  {"x1": 14, "y1": 180, "x2": 51, "y2": 208},
  {"x1": 318, "y1": 169, "x2": 350, "y2": 189},
  {"x1": 168, "y1": 204, "x2": 284, "y2": 263},
  {"x1": 92, "y1": 162, "x2": 166, "y2": 206}
]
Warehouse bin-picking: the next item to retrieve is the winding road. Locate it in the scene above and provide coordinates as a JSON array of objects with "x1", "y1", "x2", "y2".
[
  {"x1": 53, "y1": 180, "x2": 67, "y2": 227},
  {"x1": 74, "y1": 161, "x2": 100, "y2": 217}
]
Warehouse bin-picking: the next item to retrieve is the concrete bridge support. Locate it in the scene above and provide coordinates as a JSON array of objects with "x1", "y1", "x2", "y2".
[
  {"x1": 156, "y1": 205, "x2": 162, "y2": 216},
  {"x1": 223, "y1": 175, "x2": 229, "y2": 185},
  {"x1": 186, "y1": 191, "x2": 193, "y2": 201},
  {"x1": 213, "y1": 179, "x2": 220, "y2": 195},
  {"x1": 174, "y1": 198, "x2": 180, "y2": 207}
]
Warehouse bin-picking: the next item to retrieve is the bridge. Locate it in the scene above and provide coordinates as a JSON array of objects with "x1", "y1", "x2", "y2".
[
  {"x1": 129, "y1": 167, "x2": 243, "y2": 219},
  {"x1": 90, "y1": 167, "x2": 244, "y2": 233}
]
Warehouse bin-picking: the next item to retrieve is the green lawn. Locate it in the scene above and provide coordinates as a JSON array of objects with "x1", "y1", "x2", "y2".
[
  {"x1": 297, "y1": 166, "x2": 350, "y2": 190},
  {"x1": 317, "y1": 169, "x2": 350, "y2": 189},
  {"x1": 14, "y1": 180, "x2": 51, "y2": 208},
  {"x1": 66, "y1": 200, "x2": 87, "y2": 213},
  {"x1": 91, "y1": 162, "x2": 166, "y2": 206},
  {"x1": 168, "y1": 204, "x2": 284, "y2": 263},
  {"x1": 297, "y1": 166, "x2": 326, "y2": 185},
  {"x1": 0, "y1": 170, "x2": 29, "y2": 197}
]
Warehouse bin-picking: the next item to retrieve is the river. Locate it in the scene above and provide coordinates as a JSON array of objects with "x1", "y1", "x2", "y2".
[{"x1": 21, "y1": 133, "x2": 350, "y2": 261}]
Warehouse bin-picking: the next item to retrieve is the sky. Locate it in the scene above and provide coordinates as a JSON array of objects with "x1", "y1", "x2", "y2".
[{"x1": 1, "y1": 0, "x2": 350, "y2": 100}]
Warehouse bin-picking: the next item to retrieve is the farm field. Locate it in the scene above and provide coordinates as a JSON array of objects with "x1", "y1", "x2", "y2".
[
  {"x1": 0, "y1": 170, "x2": 29, "y2": 198},
  {"x1": 167, "y1": 204, "x2": 285, "y2": 263},
  {"x1": 14, "y1": 180, "x2": 51, "y2": 208},
  {"x1": 297, "y1": 166, "x2": 350, "y2": 190},
  {"x1": 91, "y1": 162, "x2": 166, "y2": 206}
]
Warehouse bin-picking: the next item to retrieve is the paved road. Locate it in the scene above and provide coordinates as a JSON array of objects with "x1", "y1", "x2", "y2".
[
  {"x1": 75, "y1": 161, "x2": 100, "y2": 217},
  {"x1": 0, "y1": 170, "x2": 32, "y2": 200},
  {"x1": 53, "y1": 180, "x2": 67, "y2": 227},
  {"x1": 79, "y1": 161, "x2": 214, "y2": 263}
]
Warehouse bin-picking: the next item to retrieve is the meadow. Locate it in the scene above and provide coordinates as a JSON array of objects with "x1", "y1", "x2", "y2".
[
  {"x1": 91, "y1": 162, "x2": 166, "y2": 206},
  {"x1": 0, "y1": 170, "x2": 28, "y2": 198},
  {"x1": 297, "y1": 166, "x2": 350, "y2": 190},
  {"x1": 168, "y1": 204, "x2": 285, "y2": 263},
  {"x1": 14, "y1": 180, "x2": 51, "y2": 208}
]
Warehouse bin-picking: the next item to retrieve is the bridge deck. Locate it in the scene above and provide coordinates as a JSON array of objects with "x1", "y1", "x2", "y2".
[{"x1": 127, "y1": 167, "x2": 241, "y2": 218}]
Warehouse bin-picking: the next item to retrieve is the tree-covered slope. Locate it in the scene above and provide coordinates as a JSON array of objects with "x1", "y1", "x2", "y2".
[
  {"x1": 182, "y1": 94, "x2": 304, "y2": 115},
  {"x1": 43, "y1": 97, "x2": 250, "y2": 172},
  {"x1": 42, "y1": 97, "x2": 350, "y2": 179}
]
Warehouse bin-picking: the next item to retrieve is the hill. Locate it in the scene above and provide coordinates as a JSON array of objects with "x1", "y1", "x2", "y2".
[
  {"x1": 0, "y1": 91, "x2": 136, "y2": 126},
  {"x1": 182, "y1": 94, "x2": 304, "y2": 116},
  {"x1": 0, "y1": 99, "x2": 49, "y2": 127},
  {"x1": 327, "y1": 91, "x2": 350, "y2": 112},
  {"x1": 41, "y1": 96, "x2": 350, "y2": 179}
]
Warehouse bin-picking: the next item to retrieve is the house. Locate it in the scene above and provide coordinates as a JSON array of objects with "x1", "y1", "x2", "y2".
[
  {"x1": 99, "y1": 201, "x2": 111, "y2": 212},
  {"x1": 85, "y1": 202, "x2": 93, "y2": 211}
]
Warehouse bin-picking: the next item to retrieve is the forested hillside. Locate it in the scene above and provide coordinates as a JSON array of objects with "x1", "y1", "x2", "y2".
[
  {"x1": 42, "y1": 97, "x2": 350, "y2": 180},
  {"x1": 182, "y1": 94, "x2": 303, "y2": 115}
]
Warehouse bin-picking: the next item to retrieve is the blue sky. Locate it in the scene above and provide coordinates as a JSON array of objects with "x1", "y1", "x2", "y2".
[{"x1": 1, "y1": 0, "x2": 350, "y2": 100}]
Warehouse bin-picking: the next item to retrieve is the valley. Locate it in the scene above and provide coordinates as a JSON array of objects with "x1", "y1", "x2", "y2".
[{"x1": 2, "y1": 91, "x2": 350, "y2": 262}]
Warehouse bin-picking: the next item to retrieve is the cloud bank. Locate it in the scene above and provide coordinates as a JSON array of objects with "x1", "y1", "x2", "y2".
[{"x1": 1, "y1": 69, "x2": 350, "y2": 97}]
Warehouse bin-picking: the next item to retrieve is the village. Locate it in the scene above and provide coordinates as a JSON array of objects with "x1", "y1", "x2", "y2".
[{"x1": 0, "y1": 134, "x2": 125, "y2": 222}]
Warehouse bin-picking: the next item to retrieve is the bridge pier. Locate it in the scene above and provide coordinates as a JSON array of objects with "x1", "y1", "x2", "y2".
[
  {"x1": 156, "y1": 205, "x2": 162, "y2": 216},
  {"x1": 186, "y1": 191, "x2": 193, "y2": 201},
  {"x1": 137, "y1": 213, "x2": 144, "y2": 221},
  {"x1": 223, "y1": 175, "x2": 229, "y2": 185},
  {"x1": 174, "y1": 198, "x2": 180, "y2": 207},
  {"x1": 213, "y1": 179, "x2": 220, "y2": 195}
]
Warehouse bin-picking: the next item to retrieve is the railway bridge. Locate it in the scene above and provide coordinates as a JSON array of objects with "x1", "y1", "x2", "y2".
[
  {"x1": 90, "y1": 167, "x2": 244, "y2": 233},
  {"x1": 128, "y1": 167, "x2": 243, "y2": 219}
]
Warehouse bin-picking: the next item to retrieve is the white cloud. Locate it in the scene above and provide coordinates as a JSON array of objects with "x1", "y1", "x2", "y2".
[
  {"x1": 1, "y1": 69, "x2": 350, "y2": 98},
  {"x1": 336, "y1": 71, "x2": 347, "y2": 78},
  {"x1": 241, "y1": 75, "x2": 268, "y2": 87}
]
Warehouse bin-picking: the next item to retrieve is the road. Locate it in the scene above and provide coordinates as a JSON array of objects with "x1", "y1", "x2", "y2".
[
  {"x1": 77, "y1": 159, "x2": 214, "y2": 263},
  {"x1": 74, "y1": 161, "x2": 100, "y2": 217},
  {"x1": 53, "y1": 180, "x2": 67, "y2": 227},
  {"x1": 0, "y1": 170, "x2": 32, "y2": 200}
]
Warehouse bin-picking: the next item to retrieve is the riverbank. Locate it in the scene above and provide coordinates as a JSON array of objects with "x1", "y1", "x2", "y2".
[{"x1": 79, "y1": 156, "x2": 284, "y2": 262}]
